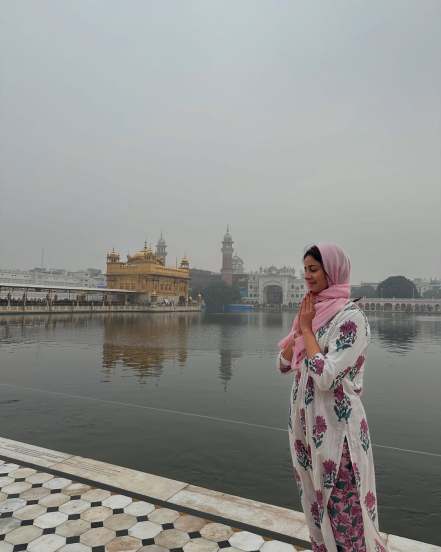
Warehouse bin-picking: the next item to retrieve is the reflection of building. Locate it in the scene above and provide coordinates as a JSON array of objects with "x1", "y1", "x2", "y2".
[
  {"x1": 370, "y1": 315, "x2": 418, "y2": 353},
  {"x1": 218, "y1": 320, "x2": 244, "y2": 391},
  {"x1": 106, "y1": 240, "x2": 189, "y2": 303},
  {"x1": 246, "y1": 266, "x2": 306, "y2": 306},
  {"x1": 102, "y1": 313, "x2": 194, "y2": 382}
]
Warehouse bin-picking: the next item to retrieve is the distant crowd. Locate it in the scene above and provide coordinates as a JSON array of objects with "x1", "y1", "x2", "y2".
[{"x1": 0, "y1": 295, "x2": 194, "y2": 308}]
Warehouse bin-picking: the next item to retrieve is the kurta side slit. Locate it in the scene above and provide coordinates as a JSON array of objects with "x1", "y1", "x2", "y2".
[{"x1": 327, "y1": 437, "x2": 367, "y2": 551}]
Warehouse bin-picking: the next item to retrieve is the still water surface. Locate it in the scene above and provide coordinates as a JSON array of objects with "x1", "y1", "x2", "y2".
[{"x1": 0, "y1": 312, "x2": 440, "y2": 545}]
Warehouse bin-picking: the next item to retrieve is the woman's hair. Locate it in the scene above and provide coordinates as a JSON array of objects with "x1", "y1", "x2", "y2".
[{"x1": 303, "y1": 245, "x2": 324, "y2": 267}]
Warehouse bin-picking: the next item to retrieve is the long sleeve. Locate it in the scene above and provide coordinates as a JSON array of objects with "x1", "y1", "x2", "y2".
[
  {"x1": 276, "y1": 350, "x2": 295, "y2": 375},
  {"x1": 306, "y1": 308, "x2": 369, "y2": 391}
]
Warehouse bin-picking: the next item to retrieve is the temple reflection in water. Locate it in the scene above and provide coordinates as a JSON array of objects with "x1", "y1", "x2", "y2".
[
  {"x1": 102, "y1": 313, "x2": 197, "y2": 382},
  {"x1": 217, "y1": 319, "x2": 244, "y2": 391},
  {"x1": 362, "y1": 312, "x2": 440, "y2": 355}
]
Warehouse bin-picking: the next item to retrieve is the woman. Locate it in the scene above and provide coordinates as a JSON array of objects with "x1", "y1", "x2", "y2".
[{"x1": 277, "y1": 243, "x2": 389, "y2": 552}]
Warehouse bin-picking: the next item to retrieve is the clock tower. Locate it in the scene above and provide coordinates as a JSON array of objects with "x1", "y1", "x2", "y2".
[{"x1": 221, "y1": 226, "x2": 234, "y2": 286}]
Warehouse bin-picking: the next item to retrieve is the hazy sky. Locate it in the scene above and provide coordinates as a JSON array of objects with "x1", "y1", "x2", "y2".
[{"x1": 1, "y1": 1, "x2": 440, "y2": 283}]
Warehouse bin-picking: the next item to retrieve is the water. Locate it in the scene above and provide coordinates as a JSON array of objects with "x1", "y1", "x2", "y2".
[{"x1": 0, "y1": 311, "x2": 440, "y2": 545}]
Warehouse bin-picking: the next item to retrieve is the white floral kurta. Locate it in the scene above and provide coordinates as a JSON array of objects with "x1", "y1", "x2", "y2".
[{"x1": 279, "y1": 302, "x2": 389, "y2": 552}]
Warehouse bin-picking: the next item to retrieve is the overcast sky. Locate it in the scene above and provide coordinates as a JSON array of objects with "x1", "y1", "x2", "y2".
[{"x1": 1, "y1": 1, "x2": 440, "y2": 284}]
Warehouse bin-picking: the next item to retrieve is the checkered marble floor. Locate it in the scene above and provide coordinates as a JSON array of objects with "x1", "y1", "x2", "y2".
[{"x1": 0, "y1": 460, "x2": 308, "y2": 552}]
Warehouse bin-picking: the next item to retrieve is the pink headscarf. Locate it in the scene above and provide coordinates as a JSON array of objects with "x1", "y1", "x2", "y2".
[{"x1": 278, "y1": 243, "x2": 351, "y2": 369}]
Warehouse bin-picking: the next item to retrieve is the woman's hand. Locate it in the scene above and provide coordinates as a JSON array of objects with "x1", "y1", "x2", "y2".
[
  {"x1": 299, "y1": 292, "x2": 316, "y2": 334},
  {"x1": 281, "y1": 316, "x2": 301, "y2": 362}
]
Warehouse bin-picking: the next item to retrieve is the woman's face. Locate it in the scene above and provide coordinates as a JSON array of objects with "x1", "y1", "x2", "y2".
[{"x1": 303, "y1": 255, "x2": 328, "y2": 294}]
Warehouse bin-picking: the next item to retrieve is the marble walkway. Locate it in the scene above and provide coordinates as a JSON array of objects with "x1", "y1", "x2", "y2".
[{"x1": 0, "y1": 437, "x2": 439, "y2": 552}]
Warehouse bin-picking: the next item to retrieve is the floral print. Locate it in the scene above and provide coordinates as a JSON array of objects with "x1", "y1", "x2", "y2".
[
  {"x1": 336, "y1": 320, "x2": 357, "y2": 351},
  {"x1": 360, "y1": 418, "x2": 370, "y2": 452},
  {"x1": 294, "y1": 439, "x2": 312, "y2": 471},
  {"x1": 292, "y1": 369, "x2": 301, "y2": 403},
  {"x1": 327, "y1": 440, "x2": 366, "y2": 551},
  {"x1": 283, "y1": 303, "x2": 389, "y2": 551},
  {"x1": 330, "y1": 366, "x2": 351, "y2": 390},
  {"x1": 333, "y1": 384, "x2": 352, "y2": 422},
  {"x1": 308, "y1": 354, "x2": 324, "y2": 376},
  {"x1": 317, "y1": 320, "x2": 332, "y2": 339},
  {"x1": 331, "y1": 353, "x2": 365, "y2": 391},
  {"x1": 312, "y1": 416, "x2": 327, "y2": 448},
  {"x1": 322, "y1": 459, "x2": 337, "y2": 489},
  {"x1": 311, "y1": 490, "x2": 324, "y2": 528},
  {"x1": 375, "y1": 540, "x2": 387, "y2": 552},
  {"x1": 311, "y1": 537, "x2": 328, "y2": 552},
  {"x1": 300, "y1": 408, "x2": 307, "y2": 437},
  {"x1": 305, "y1": 375, "x2": 315, "y2": 406},
  {"x1": 364, "y1": 490, "x2": 377, "y2": 522},
  {"x1": 341, "y1": 320, "x2": 357, "y2": 335},
  {"x1": 349, "y1": 355, "x2": 365, "y2": 380}
]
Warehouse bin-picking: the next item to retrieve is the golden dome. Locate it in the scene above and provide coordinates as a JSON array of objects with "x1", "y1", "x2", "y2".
[{"x1": 129, "y1": 242, "x2": 154, "y2": 262}]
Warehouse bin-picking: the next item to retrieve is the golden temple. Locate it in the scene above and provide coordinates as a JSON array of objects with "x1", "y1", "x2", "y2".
[{"x1": 106, "y1": 242, "x2": 190, "y2": 304}]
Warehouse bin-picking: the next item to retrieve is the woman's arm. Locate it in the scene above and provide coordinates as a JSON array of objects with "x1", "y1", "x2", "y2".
[
  {"x1": 281, "y1": 342, "x2": 294, "y2": 362},
  {"x1": 299, "y1": 293, "x2": 321, "y2": 358},
  {"x1": 306, "y1": 309, "x2": 367, "y2": 390},
  {"x1": 302, "y1": 328, "x2": 321, "y2": 358},
  {"x1": 299, "y1": 294, "x2": 368, "y2": 390},
  {"x1": 276, "y1": 338, "x2": 295, "y2": 374}
]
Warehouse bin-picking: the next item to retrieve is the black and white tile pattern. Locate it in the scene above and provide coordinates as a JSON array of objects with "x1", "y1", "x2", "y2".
[{"x1": 0, "y1": 460, "x2": 305, "y2": 552}]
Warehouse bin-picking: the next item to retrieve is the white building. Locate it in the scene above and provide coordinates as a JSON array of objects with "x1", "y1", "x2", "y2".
[
  {"x1": 413, "y1": 278, "x2": 441, "y2": 297},
  {"x1": 0, "y1": 268, "x2": 106, "y2": 288},
  {"x1": 0, "y1": 268, "x2": 106, "y2": 299},
  {"x1": 246, "y1": 266, "x2": 306, "y2": 306},
  {"x1": 232, "y1": 254, "x2": 245, "y2": 274}
]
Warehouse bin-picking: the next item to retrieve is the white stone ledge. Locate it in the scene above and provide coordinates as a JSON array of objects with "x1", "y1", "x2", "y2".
[
  {"x1": 0, "y1": 437, "x2": 73, "y2": 468},
  {"x1": 0, "y1": 436, "x2": 439, "y2": 551},
  {"x1": 51, "y1": 455, "x2": 188, "y2": 501},
  {"x1": 169, "y1": 484, "x2": 310, "y2": 541}
]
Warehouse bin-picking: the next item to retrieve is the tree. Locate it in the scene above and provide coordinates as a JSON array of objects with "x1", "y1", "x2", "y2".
[
  {"x1": 202, "y1": 282, "x2": 241, "y2": 312},
  {"x1": 377, "y1": 276, "x2": 419, "y2": 299}
]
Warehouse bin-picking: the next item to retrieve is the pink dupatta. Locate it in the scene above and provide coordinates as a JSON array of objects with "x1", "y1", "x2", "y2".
[{"x1": 278, "y1": 243, "x2": 351, "y2": 369}]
